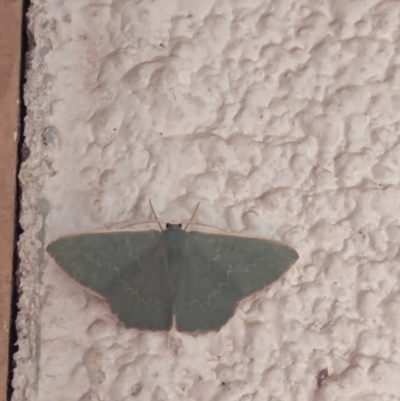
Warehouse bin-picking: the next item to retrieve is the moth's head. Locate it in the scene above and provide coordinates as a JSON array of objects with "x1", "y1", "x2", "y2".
[{"x1": 165, "y1": 223, "x2": 183, "y2": 231}]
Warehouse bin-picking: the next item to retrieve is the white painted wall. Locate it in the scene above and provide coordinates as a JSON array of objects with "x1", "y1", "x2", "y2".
[{"x1": 15, "y1": 0, "x2": 400, "y2": 400}]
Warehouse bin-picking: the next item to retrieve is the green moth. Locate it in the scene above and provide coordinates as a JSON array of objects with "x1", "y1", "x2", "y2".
[{"x1": 47, "y1": 205, "x2": 298, "y2": 332}]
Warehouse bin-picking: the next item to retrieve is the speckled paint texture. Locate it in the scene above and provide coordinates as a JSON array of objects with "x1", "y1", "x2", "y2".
[{"x1": 15, "y1": 0, "x2": 400, "y2": 400}]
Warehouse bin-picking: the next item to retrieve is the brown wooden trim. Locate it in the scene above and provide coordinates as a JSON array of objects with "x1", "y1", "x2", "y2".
[{"x1": 0, "y1": 0, "x2": 23, "y2": 399}]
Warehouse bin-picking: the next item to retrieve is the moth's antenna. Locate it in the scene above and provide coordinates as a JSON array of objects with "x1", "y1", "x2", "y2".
[
  {"x1": 115, "y1": 220, "x2": 161, "y2": 230},
  {"x1": 184, "y1": 203, "x2": 200, "y2": 230},
  {"x1": 149, "y1": 200, "x2": 163, "y2": 231},
  {"x1": 182, "y1": 220, "x2": 228, "y2": 233}
]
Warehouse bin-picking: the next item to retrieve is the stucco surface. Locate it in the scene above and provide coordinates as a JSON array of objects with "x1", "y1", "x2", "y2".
[{"x1": 15, "y1": 0, "x2": 400, "y2": 400}]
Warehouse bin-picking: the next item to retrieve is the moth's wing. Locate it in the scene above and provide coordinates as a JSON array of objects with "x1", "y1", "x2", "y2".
[
  {"x1": 47, "y1": 231, "x2": 175, "y2": 331},
  {"x1": 174, "y1": 232, "x2": 298, "y2": 332}
]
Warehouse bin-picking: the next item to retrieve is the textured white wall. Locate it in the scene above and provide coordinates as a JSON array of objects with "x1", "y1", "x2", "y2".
[{"x1": 15, "y1": 0, "x2": 400, "y2": 400}]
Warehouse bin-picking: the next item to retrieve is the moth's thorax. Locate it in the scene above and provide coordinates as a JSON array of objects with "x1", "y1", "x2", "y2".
[{"x1": 162, "y1": 224, "x2": 187, "y2": 254}]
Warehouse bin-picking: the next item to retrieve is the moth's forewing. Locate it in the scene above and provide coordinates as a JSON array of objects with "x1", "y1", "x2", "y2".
[
  {"x1": 174, "y1": 231, "x2": 298, "y2": 332},
  {"x1": 47, "y1": 230, "x2": 175, "y2": 331}
]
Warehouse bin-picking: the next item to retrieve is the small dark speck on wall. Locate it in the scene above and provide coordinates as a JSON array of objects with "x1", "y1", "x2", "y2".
[
  {"x1": 20, "y1": 144, "x2": 30, "y2": 162},
  {"x1": 316, "y1": 368, "x2": 329, "y2": 388}
]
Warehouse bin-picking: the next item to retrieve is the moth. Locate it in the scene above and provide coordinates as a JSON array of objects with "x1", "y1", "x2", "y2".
[{"x1": 47, "y1": 202, "x2": 298, "y2": 332}]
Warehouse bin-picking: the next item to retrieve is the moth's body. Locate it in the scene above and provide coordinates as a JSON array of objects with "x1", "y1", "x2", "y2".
[
  {"x1": 155, "y1": 224, "x2": 186, "y2": 306},
  {"x1": 47, "y1": 222, "x2": 299, "y2": 332}
]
